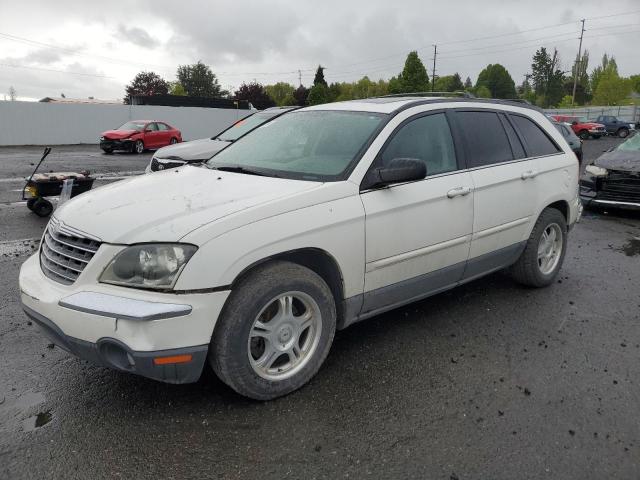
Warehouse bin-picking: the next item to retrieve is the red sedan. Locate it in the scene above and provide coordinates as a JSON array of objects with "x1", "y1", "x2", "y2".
[{"x1": 100, "y1": 120, "x2": 182, "y2": 154}]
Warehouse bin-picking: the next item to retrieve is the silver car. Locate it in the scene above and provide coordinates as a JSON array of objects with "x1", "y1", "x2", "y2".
[{"x1": 145, "y1": 106, "x2": 298, "y2": 173}]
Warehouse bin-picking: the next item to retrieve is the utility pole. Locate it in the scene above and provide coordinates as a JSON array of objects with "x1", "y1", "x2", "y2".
[
  {"x1": 298, "y1": 69, "x2": 302, "y2": 87},
  {"x1": 431, "y1": 44, "x2": 437, "y2": 92},
  {"x1": 571, "y1": 19, "x2": 586, "y2": 106}
]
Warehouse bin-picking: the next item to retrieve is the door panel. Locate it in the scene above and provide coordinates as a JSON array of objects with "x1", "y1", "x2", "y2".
[{"x1": 362, "y1": 171, "x2": 474, "y2": 305}]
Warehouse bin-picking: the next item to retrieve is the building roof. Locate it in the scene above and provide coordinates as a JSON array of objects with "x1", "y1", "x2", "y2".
[{"x1": 39, "y1": 97, "x2": 121, "y2": 105}]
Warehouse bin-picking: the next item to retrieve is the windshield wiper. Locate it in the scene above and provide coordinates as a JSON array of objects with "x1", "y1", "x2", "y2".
[{"x1": 214, "y1": 165, "x2": 276, "y2": 177}]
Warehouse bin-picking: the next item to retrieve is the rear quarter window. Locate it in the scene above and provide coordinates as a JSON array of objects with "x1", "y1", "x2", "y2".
[
  {"x1": 510, "y1": 115, "x2": 561, "y2": 157},
  {"x1": 455, "y1": 110, "x2": 514, "y2": 168}
]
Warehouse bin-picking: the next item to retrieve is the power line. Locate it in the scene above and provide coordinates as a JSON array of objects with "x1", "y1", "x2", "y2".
[{"x1": 0, "y1": 63, "x2": 115, "y2": 78}]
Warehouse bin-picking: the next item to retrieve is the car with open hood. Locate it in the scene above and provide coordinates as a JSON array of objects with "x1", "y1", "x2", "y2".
[
  {"x1": 145, "y1": 107, "x2": 297, "y2": 173},
  {"x1": 20, "y1": 97, "x2": 581, "y2": 400},
  {"x1": 581, "y1": 132, "x2": 640, "y2": 210},
  {"x1": 100, "y1": 120, "x2": 182, "y2": 154}
]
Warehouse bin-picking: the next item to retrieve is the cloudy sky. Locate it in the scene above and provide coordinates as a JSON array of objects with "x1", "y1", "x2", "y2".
[{"x1": 1, "y1": 0, "x2": 639, "y2": 101}]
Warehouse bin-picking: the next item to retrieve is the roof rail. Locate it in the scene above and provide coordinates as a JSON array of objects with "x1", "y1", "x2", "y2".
[{"x1": 379, "y1": 91, "x2": 476, "y2": 99}]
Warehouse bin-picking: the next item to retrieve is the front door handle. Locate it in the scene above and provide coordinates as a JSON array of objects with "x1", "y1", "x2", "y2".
[
  {"x1": 447, "y1": 186, "x2": 472, "y2": 198},
  {"x1": 521, "y1": 170, "x2": 538, "y2": 180}
]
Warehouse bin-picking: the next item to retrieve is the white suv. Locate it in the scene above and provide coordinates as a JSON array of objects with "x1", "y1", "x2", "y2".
[{"x1": 20, "y1": 97, "x2": 581, "y2": 400}]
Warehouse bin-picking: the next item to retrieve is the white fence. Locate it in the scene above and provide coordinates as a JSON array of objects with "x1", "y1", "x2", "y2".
[
  {"x1": 0, "y1": 101, "x2": 255, "y2": 146},
  {"x1": 544, "y1": 105, "x2": 639, "y2": 124}
]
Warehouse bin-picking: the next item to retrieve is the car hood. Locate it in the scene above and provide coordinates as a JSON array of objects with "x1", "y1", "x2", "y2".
[
  {"x1": 54, "y1": 167, "x2": 321, "y2": 244},
  {"x1": 102, "y1": 129, "x2": 138, "y2": 139},
  {"x1": 155, "y1": 137, "x2": 230, "y2": 162},
  {"x1": 580, "y1": 122, "x2": 605, "y2": 129},
  {"x1": 595, "y1": 150, "x2": 640, "y2": 173}
]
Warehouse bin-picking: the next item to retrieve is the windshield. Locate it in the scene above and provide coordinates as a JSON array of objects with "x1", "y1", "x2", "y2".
[
  {"x1": 215, "y1": 112, "x2": 279, "y2": 142},
  {"x1": 117, "y1": 121, "x2": 146, "y2": 131},
  {"x1": 616, "y1": 133, "x2": 640, "y2": 152},
  {"x1": 207, "y1": 110, "x2": 386, "y2": 181}
]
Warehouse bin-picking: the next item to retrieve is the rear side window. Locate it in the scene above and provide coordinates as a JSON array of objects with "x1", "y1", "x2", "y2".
[
  {"x1": 510, "y1": 115, "x2": 561, "y2": 157},
  {"x1": 157, "y1": 123, "x2": 169, "y2": 131},
  {"x1": 499, "y1": 114, "x2": 525, "y2": 159},
  {"x1": 456, "y1": 111, "x2": 513, "y2": 168},
  {"x1": 380, "y1": 113, "x2": 457, "y2": 176}
]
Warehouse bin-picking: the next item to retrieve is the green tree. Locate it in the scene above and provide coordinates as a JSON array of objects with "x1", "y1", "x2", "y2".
[
  {"x1": 265, "y1": 82, "x2": 295, "y2": 106},
  {"x1": 475, "y1": 85, "x2": 491, "y2": 98},
  {"x1": 530, "y1": 47, "x2": 565, "y2": 107},
  {"x1": 293, "y1": 85, "x2": 309, "y2": 106},
  {"x1": 475, "y1": 64, "x2": 516, "y2": 98},
  {"x1": 313, "y1": 65, "x2": 327, "y2": 87},
  {"x1": 124, "y1": 71, "x2": 169, "y2": 104},
  {"x1": 567, "y1": 50, "x2": 590, "y2": 104},
  {"x1": 169, "y1": 81, "x2": 186, "y2": 96},
  {"x1": 557, "y1": 95, "x2": 574, "y2": 108},
  {"x1": 630, "y1": 74, "x2": 640, "y2": 94},
  {"x1": 234, "y1": 82, "x2": 276, "y2": 110},
  {"x1": 592, "y1": 75, "x2": 632, "y2": 106},
  {"x1": 176, "y1": 61, "x2": 226, "y2": 98},
  {"x1": 464, "y1": 76, "x2": 473, "y2": 90},
  {"x1": 434, "y1": 73, "x2": 465, "y2": 92},
  {"x1": 307, "y1": 83, "x2": 330, "y2": 105},
  {"x1": 389, "y1": 51, "x2": 429, "y2": 93},
  {"x1": 591, "y1": 54, "x2": 618, "y2": 94}
]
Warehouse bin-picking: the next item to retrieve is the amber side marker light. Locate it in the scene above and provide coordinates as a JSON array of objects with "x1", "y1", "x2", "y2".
[{"x1": 153, "y1": 354, "x2": 193, "y2": 365}]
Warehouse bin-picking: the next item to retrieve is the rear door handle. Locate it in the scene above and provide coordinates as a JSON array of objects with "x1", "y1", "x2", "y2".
[
  {"x1": 521, "y1": 170, "x2": 538, "y2": 180},
  {"x1": 447, "y1": 186, "x2": 472, "y2": 198}
]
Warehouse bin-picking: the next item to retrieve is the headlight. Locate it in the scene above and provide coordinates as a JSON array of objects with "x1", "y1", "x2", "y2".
[
  {"x1": 100, "y1": 244, "x2": 197, "y2": 290},
  {"x1": 100, "y1": 136, "x2": 105, "y2": 141},
  {"x1": 585, "y1": 165, "x2": 608, "y2": 177}
]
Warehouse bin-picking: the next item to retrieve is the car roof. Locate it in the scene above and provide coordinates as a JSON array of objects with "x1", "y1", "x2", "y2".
[{"x1": 301, "y1": 97, "x2": 543, "y2": 115}]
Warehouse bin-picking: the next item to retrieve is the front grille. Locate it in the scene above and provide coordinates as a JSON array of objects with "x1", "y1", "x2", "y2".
[
  {"x1": 40, "y1": 219, "x2": 101, "y2": 285},
  {"x1": 151, "y1": 157, "x2": 186, "y2": 172},
  {"x1": 599, "y1": 171, "x2": 640, "y2": 203}
]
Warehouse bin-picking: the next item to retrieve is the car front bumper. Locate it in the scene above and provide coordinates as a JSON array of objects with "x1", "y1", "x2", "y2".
[
  {"x1": 19, "y1": 253, "x2": 230, "y2": 384},
  {"x1": 100, "y1": 139, "x2": 133, "y2": 151}
]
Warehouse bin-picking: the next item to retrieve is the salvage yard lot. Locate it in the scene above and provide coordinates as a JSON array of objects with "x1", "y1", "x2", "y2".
[{"x1": 1, "y1": 138, "x2": 639, "y2": 479}]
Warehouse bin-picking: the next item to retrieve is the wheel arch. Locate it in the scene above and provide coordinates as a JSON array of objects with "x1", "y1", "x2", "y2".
[
  {"x1": 229, "y1": 247, "x2": 347, "y2": 326},
  {"x1": 545, "y1": 199, "x2": 569, "y2": 222}
]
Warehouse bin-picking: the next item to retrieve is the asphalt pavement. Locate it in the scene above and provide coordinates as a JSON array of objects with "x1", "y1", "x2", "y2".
[{"x1": 1, "y1": 137, "x2": 639, "y2": 479}]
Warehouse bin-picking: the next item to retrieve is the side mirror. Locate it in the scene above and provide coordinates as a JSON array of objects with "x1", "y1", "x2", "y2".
[{"x1": 364, "y1": 158, "x2": 426, "y2": 189}]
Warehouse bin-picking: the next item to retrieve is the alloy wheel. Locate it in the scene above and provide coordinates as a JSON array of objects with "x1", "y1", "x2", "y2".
[{"x1": 537, "y1": 223, "x2": 563, "y2": 275}]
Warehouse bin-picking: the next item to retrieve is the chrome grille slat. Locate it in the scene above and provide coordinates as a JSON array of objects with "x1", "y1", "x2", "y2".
[{"x1": 40, "y1": 220, "x2": 101, "y2": 285}]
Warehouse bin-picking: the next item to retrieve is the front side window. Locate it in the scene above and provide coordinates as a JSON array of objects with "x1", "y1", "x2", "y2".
[
  {"x1": 510, "y1": 115, "x2": 560, "y2": 157},
  {"x1": 146, "y1": 123, "x2": 158, "y2": 131},
  {"x1": 380, "y1": 113, "x2": 457, "y2": 176},
  {"x1": 456, "y1": 111, "x2": 514, "y2": 168},
  {"x1": 207, "y1": 110, "x2": 385, "y2": 181},
  {"x1": 157, "y1": 123, "x2": 169, "y2": 131}
]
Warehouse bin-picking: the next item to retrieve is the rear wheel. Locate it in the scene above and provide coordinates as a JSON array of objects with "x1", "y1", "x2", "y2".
[
  {"x1": 169, "y1": 137, "x2": 178, "y2": 145},
  {"x1": 509, "y1": 208, "x2": 567, "y2": 287},
  {"x1": 134, "y1": 140, "x2": 144, "y2": 154},
  {"x1": 31, "y1": 198, "x2": 53, "y2": 217},
  {"x1": 618, "y1": 128, "x2": 629, "y2": 138},
  {"x1": 578, "y1": 130, "x2": 590, "y2": 140},
  {"x1": 102, "y1": 148, "x2": 113, "y2": 154},
  {"x1": 210, "y1": 261, "x2": 336, "y2": 400},
  {"x1": 26, "y1": 198, "x2": 38, "y2": 211}
]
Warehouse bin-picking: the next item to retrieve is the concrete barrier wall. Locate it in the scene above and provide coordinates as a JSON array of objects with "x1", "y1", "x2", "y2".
[{"x1": 0, "y1": 101, "x2": 254, "y2": 146}]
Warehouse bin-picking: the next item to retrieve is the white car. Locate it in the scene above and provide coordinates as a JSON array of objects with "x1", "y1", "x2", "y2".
[{"x1": 20, "y1": 97, "x2": 582, "y2": 400}]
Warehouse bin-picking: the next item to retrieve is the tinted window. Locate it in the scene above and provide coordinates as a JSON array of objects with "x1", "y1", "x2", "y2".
[
  {"x1": 510, "y1": 115, "x2": 560, "y2": 157},
  {"x1": 500, "y1": 114, "x2": 525, "y2": 159},
  {"x1": 554, "y1": 123, "x2": 569, "y2": 137},
  {"x1": 380, "y1": 113, "x2": 457, "y2": 175},
  {"x1": 456, "y1": 111, "x2": 513, "y2": 167}
]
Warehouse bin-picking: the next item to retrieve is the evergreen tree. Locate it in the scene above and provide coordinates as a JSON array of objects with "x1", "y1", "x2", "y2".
[
  {"x1": 176, "y1": 61, "x2": 226, "y2": 98},
  {"x1": 313, "y1": 65, "x2": 328, "y2": 87},
  {"x1": 293, "y1": 85, "x2": 310, "y2": 106},
  {"x1": 530, "y1": 47, "x2": 565, "y2": 107},
  {"x1": 389, "y1": 51, "x2": 429, "y2": 93},
  {"x1": 475, "y1": 64, "x2": 516, "y2": 99}
]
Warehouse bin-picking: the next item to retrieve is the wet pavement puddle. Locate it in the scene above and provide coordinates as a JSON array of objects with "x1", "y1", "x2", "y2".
[{"x1": 618, "y1": 237, "x2": 640, "y2": 257}]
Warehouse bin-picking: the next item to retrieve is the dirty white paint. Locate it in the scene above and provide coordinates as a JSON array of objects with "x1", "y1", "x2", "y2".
[{"x1": 0, "y1": 101, "x2": 255, "y2": 146}]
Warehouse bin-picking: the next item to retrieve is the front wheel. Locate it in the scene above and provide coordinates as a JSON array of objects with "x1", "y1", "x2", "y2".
[
  {"x1": 509, "y1": 208, "x2": 567, "y2": 287},
  {"x1": 578, "y1": 130, "x2": 590, "y2": 140},
  {"x1": 31, "y1": 198, "x2": 54, "y2": 217},
  {"x1": 134, "y1": 140, "x2": 144, "y2": 154},
  {"x1": 210, "y1": 261, "x2": 336, "y2": 400}
]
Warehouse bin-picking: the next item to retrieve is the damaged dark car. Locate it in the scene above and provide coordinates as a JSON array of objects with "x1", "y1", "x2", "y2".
[{"x1": 581, "y1": 133, "x2": 640, "y2": 211}]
